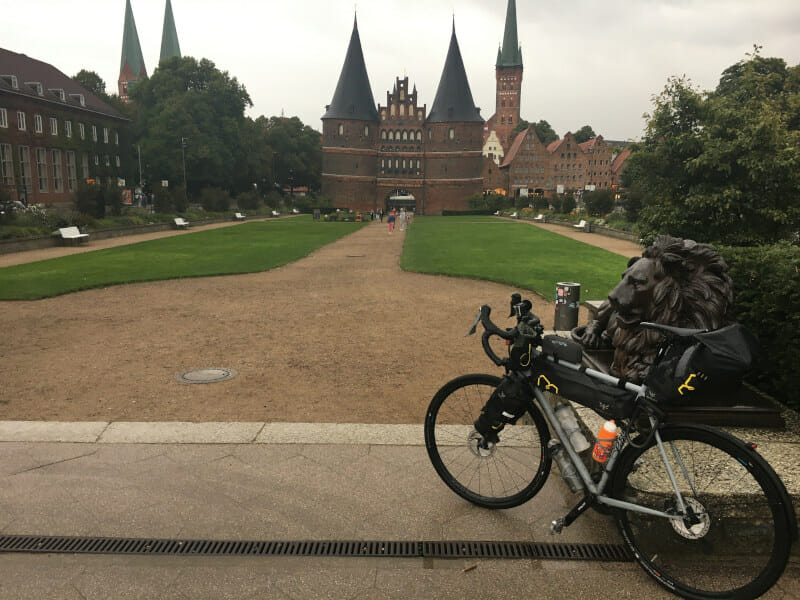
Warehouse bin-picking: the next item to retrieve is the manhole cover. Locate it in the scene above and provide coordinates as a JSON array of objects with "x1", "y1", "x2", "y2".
[{"x1": 175, "y1": 368, "x2": 237, "y2": 384}]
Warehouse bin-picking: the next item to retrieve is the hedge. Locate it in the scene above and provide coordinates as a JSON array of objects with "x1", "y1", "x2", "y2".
[
  {"x1": 720, "y1": 242, "x2": 800, "y2": 410},
  {"x1": 441, "y1": 209, "x2": 495, "y2": 216}
]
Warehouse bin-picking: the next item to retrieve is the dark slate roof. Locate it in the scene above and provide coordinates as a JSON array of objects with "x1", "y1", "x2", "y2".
[
  {"x1": 322, "y1": 16, "x2": 378, "y2": 122},
  {"x1": 159, "y1": 0, "x2": 182, "y2": 63},
  {"x1": 120, "y1": 0, "x2": 147, "y2": 78},
  {"x1": 497, "y1": 0, "x2": 523, "y2": 67},
  {"x1": 0, "y1": 48, "x2": 126, "y2": 120},
  {"x1": 427, "y1": 23, "x2": 483, "y2": 124}
]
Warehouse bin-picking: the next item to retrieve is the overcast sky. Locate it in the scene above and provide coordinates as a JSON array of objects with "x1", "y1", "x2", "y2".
[{"x1": 5, "y1": 0, "x2": 800, "y2": 141}]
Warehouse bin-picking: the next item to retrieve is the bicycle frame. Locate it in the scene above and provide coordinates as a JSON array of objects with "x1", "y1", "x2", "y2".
[{"x1": 527, "y1": 358, "x2": 690, "y2": 523}]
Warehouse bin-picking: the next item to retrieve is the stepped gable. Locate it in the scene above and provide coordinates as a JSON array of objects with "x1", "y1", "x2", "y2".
[
  {"x1": 497, "y1": 0, "x2": 523, "y2": 67},
  {"x1": 322, "y1": 16, "x2": 378, "y2": 122},
  {"x1": 500, "y1": 129, "x2": 528, "y2": 168},
  {"x1": 427, "y1": 21, "x2": 483, "y2": 123},
  {"x1": 159, "y1": 0, "x2": 182, "y2": 63}
]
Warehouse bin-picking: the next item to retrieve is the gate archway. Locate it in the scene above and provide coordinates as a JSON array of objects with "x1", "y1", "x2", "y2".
[{"x1": 386, "y1": 189, "x2": 415, "y2": 213}]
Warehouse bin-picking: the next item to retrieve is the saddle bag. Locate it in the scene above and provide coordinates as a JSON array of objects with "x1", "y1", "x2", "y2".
[{"x1": 644, "y1": 323, "x2": 759, "y2": 405}]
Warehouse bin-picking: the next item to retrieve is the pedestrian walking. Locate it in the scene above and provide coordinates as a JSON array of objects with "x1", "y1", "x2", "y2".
[{"x1": 387, "y1": 209, "x2": 396, "y2": 233}]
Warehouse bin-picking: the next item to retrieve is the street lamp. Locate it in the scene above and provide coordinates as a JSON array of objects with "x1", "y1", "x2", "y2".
[{"x1": 180, "y1": 137, "x2": 189, "y2": 205}]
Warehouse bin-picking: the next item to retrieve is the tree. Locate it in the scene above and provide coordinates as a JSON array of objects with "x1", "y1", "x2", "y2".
[
  {"x1": 532, "y1": 120, "x2": 558, "y2": 145},
  {"x1": 573, "y1": 125, "x2": 596, "y2": 144},
  {"x1": 72, "y1": 70, "x2": 108, "y2": 97},
  {"x1": 582, "y1": 189, "x2": 615, "y2": 217},
  {"x1": 511, "y1": 119, "x2": 530, "y2": 137},
  {"x1": 626, "y1": 52, "x2": 800, "y2": 245},
  {"x1": 255, "y1": 116, "x2": 322, "y2": 193},
  {"x1": 131, "y1": 56, "x2": 256, "y2": 199}
]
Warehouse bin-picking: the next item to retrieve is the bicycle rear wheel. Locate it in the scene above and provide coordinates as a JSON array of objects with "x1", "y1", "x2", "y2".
[
  {"x1": 424, "y1": 373, "x2": 551, "y2": 509},
  {"x1": 611, "y1": 424, "x2": 793, "y2": 599}
]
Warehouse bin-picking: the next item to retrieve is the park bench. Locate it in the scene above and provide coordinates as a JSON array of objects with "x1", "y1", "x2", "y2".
[
  {"x1": 574, "y1": 219, "x2": 590, "y2": 232},
  {"x1": 533, "y1": 213, "x2": 546, "y2": 222},
  {"x1": 291, "y1": 208, "x2": 300, "y2": 214},
  {"x1": 271, "y1": 210, "x2": 280, "y2": 217},
  {"x1": 53, "y1": 226, "x2": 89, "y2": 245},
  {"x1": 234, "y1": 212, "x2": 246, "y2": 220},
  {"x1": 509, "y1": 212, "x2": 518, "y2": 219},
  {"x1": 174, "y1": 217, "x2": 189, "y2": 229}
]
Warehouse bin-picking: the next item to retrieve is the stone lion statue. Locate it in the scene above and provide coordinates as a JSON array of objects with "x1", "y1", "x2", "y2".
[{"x1": 571, "y1": 236, "x2": 734, "y2": 383}]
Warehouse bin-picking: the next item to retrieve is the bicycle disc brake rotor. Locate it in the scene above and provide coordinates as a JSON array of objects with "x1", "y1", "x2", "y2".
[
  {"x1": 671, "y1": 497, "x2": 711, "y2": 539},
  {"x1": 468, "y1": 430, "x2": 496, "y2": 458}
]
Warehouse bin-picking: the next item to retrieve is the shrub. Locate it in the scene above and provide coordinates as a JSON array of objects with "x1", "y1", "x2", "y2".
[
  {"x1": 199, "y1": 187, "x2": 231, "y2": 212},
  {"x1": 74, "y1": 182, "x2": 106, "y2": 218},
  {"x1": 583, "y1": 189, "x2": 615, "y2": 217},
  {"x1": 720, "y1": 242, "x2": 800, "y2": 410},
  {"x1": 236, "y1": 190, "x2": 261, "y2": 211}
]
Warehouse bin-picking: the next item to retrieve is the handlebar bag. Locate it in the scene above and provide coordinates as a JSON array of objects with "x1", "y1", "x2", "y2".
[
  {"x1": 534, "y1": 357, "x2": 636, "y2": 421},
  {"x1": 645, "y1": 323, "x2": 758, "y2": 405}
]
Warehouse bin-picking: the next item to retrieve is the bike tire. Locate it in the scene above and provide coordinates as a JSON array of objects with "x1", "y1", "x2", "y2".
[
  {"x1": 424, "y1": 373, "x2": 551, "y2": 509},
  {"x1": 610, "y1": 424, "x2": 793, "y2": 599}
]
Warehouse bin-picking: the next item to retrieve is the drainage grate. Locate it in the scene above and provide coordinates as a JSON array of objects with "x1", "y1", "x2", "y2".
[
  {"x1": 175, "y1": 368, "x2": 237, "y2": 384},
  {"x1": 0, "y1": 535, "x2": 631, "y2": 562}
]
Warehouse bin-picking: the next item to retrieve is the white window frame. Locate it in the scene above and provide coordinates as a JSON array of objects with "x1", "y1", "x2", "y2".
[
  {"x1": 114, "y1": 131, "x2": 119, "y2": 145},
  {"x1": 0, "y1": 108, "x2": 7, "y2": 128},
  {"x1": 0, "y1": 143, "x2": 14, "y2": 186},
  {"x1": 50, "y1": 117, "x2": 58, "y2": 136},
  {"x1": 19, "y1": 146, "x2": 32, "y2": 193},
  {"x1": 65, "y1": 120, "x2": 72, "y2": 138},
  {"x1": 103, "y1": 127, "x2": 108, "y2": 144},
  {"x1": 17, "y1": 111, "x2": 26, "y2": 131},
  {"x1": 35, "y1": 147, "x2": 48, "y2": 193},
  {"x1": 51, "y1": 148, "x2": 63, "y2": 192},
  {"x1": 34, "y1": 114, "x2": 43, "y2": 133},
  {"x1": 92, "y1": 125, "x2": 97, "y2": 142},
  {"x1": 115, "y1": 155, "x2": 120, "y2": 168},
  {"x1": 66, "y1": 150, "x2": 77, "y2": 192},
  {"x1": 79, "y1": 122, "x2": 85, "y2": 140}
]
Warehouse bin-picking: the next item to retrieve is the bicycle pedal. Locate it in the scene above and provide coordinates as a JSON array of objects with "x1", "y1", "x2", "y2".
[{"x1": 550, "y1": 518, "x2": 565, "y2": 535}]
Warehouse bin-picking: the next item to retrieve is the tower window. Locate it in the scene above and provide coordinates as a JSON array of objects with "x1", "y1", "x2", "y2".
[{"x1": 338, "y1": 124, "x2": 344, "y2": 136}]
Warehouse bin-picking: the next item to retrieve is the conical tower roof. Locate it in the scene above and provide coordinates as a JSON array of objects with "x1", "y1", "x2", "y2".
[
  {"x1": 119, "y1": 0, "x2": 147, "y2": 79},
  {"x1": 159, "y1": 0, "x2": 182, "y2": 63},
  {"x1": 496, "y1": 0, "x2": 522, "y2": 67},
  {"x1": 322, "y1": 16, "x2": 378, "y2": 121},
  {"x1": 427, "y1": 22, "x2": 483, "y2": 123}
]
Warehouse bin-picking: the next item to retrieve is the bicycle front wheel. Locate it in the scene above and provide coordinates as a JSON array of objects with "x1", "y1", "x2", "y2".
[
  {"x1": 611, "y1": 424, "x2": 793, "y2": 599},
  {"x1": 424, "y1": 373, "x2": 551, "y2": 509}
]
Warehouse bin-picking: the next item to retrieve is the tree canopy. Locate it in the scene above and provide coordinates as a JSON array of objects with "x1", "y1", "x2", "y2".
[
  {"x1": 532, "y1": 120, "x2": 559, "y2": 145},
  {"x1": 625, "y1": 50, "x2": 800, "y2": 245},
  {"x1": 573, "y1": 125, "x2": 596, "y2": 144},
  {"x1": 72, "y1": 70, "x2": 107, "y2": 97}
]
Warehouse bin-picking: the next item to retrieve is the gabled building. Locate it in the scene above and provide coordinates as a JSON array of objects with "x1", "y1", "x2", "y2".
[
  {"x1": 0, "y1": 48, "x2": 130, "y2": 208},
  {"x1": 118, "y1": 0, "x2": 147, "y2": 102},
  {"x1": 321, "y1": 18, "x2": 483, "y2": 214}
]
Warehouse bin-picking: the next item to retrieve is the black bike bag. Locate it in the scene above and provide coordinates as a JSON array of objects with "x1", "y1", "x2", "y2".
[{"x1": 541, "y1": 335, "x2": 583, "y2": 363}]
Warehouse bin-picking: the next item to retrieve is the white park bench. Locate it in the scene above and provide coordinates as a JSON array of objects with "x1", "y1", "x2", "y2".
[
  {"x1": 53, "y1": 226, "x2": 89, "y2": 245},
  {"x1": 271, "y1": 210, "x2": 280, "y2": 217},
  {"x1": 533, "y1": 213, "x2": 546, "y2": 222},
  {"x1": 574, "y1": 219, "x2": 589, "y2": 231},
  {"x1": 174, "y1": 217, "x2": 189, "y2": 229},
  {"x1": 291, "y1": 208, "x2": 300, "y2": 214},
  {"x1": 234, "y1": 212, "x2": 246, "y2": 220},
  {"x1": 509, "y1": 212, "x2": 518, "y2": 219}
]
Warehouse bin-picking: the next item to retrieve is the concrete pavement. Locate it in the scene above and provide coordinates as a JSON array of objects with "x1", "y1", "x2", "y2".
[{"x1": 1, "y1": 422, "x2": 798, "y2": 599}]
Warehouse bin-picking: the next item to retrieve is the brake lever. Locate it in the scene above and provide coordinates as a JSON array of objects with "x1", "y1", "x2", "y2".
[{"x1": 465, "y1": 309, "x2": 482, "y2": 337}]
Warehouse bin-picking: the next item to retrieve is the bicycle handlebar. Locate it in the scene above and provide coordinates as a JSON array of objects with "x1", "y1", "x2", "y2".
[{"x1": 478, "y1": 305, "x2": 513, "y2": 367}]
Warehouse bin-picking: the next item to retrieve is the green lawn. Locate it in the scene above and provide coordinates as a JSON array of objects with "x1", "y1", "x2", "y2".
[
  {"x1": 401, "y1": 216, "x2": 631, "y2": 300},
  {"x1": 0, "y1": 216, "x2": 368, "y2": 300}
]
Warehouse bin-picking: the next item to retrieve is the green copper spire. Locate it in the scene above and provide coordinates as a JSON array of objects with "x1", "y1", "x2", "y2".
[
  {"x1": 160, "y1": 0, "x2": 182, "y2": 63},
  {"x1": 119, "y1": 0, "x2": 147, "y2": 79},
  {"x1": 496, "y1": 0, "x2": 522, "y2": 67}
]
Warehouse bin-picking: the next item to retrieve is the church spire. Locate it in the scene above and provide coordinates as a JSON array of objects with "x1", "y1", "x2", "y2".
[
  {"x1": 118, "y1": 0, "x2": 147, "y2": 101},
  {"x1": 496, "y1": 0, "x2": 522, "y2": 67},
  {"x1": 427, "y1": 22, "x2": 482, "y2": 123},
  {"x1": 159, "y1": 0, "x2": 182, "y2": 63},
  {"x1": 322, "y1": 15, "x2": 378, "y2": 121}
]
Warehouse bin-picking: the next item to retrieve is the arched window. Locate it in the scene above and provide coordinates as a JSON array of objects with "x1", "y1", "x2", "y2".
[
  {"x1": 381, "y1": 130, "x2": 387, "y2": 140},
  {"x1": 402, "y1": 131, "x2": 408, "y2": 141},
  {"x1": 449, "y1": 128, "x2": 455, "y2": 140},
  {"x1": 388, "y1": 131, "x2": 394, "y2": 141},
  {"x1": 364, "y1": 125, "x2": 369, "y2": 137},
  {"x1": 337, "y1": 123, "x2": 343, "y2": 136},
  {"x1": 416, "y1": 131, "x2": 421, "y2": 141}
]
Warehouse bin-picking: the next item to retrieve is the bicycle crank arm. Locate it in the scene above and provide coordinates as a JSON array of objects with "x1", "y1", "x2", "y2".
[{"x1": 551, "y1": 494, "x2": 595, "y2": 534}]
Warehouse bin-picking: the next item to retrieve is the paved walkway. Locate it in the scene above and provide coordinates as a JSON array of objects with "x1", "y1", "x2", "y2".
[{"x1": 0, "y1": 219, "x2": 797, "y2": 599}]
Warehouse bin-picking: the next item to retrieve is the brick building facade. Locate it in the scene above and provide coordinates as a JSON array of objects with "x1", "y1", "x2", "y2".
[
  {"x1": 0, "y1": 49, "x2": 130, "y2": 209},
  {"x1": 321, "y1": 19, "x2": 483, "y2": 215}
]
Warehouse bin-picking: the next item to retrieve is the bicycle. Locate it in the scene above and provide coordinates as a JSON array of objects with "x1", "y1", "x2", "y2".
[{"x1": 424, "y1": 295, "x2": 797, "y2": 600}]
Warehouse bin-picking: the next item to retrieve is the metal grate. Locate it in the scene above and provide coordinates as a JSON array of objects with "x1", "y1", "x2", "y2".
[{"x1": 0, "y1": 535, "x2": 631, "y2": 561}]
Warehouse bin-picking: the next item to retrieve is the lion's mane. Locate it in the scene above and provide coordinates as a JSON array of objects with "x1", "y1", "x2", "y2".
[{"x1": 609, "y1": 236, "x2": 734, "y2": 382}]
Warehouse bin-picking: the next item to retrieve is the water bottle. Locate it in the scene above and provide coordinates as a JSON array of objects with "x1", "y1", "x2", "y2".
[
  {"x1": 554, "y1": 403, "x2": 591, "y2": 453},
  {"x1": 548, "y1": 439, "x2": 583, "y2": 493},
  {"x1": 592, "y1": 420, "x2": 618, "y2": 463}
]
